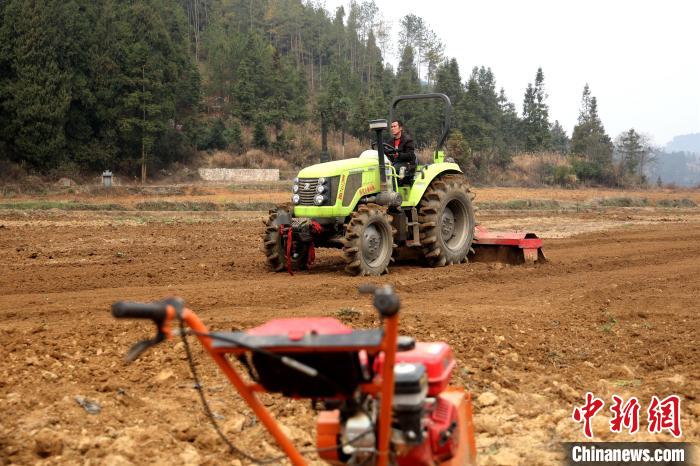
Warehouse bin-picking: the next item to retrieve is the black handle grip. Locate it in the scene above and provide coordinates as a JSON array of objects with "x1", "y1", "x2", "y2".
[
  {"x1": 112, "y1": 301, "x2": 168, "y2": 321},
  {"x1": 358, "y1": 284, "x2": 400, "y2": 317}
]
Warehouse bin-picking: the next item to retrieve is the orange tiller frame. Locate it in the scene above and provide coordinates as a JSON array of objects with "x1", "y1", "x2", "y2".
[{"x1": 161, "y1": 304, "x2": 400, "y2": 466}]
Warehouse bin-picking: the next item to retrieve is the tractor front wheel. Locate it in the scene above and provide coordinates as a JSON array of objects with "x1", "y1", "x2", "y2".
[
  {"x1": 262, "y1": 205, "x2": 308, "y2": 272},
  {"x1": 418, "y1": 175, "x2": 475, "y2": 267},
  {"x1": 342, "y1": 203, "x2": 396, "y2": 276}
]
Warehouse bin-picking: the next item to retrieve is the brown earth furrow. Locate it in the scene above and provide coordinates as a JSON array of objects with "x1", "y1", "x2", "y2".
[{"x1": 1, "y1": 203, "x2": 698, "y2": 465}]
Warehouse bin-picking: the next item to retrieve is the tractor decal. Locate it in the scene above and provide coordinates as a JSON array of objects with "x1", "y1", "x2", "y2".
[
  {"x1": 337, "y1": 174, "x2": 346, "y2": 203},
  {"x1": 358, "y1": 183, "x2": 376, "y2": 196}
]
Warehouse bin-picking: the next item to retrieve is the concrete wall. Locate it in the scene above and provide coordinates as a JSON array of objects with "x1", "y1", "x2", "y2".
[{"x1": 198, "y1": 168, "x2": 279, "y2": 182}]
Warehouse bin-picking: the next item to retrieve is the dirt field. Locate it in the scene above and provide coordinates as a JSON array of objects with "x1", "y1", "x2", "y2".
[{"x1": 1, "y1": 186, "x2": 698, "y2": 465}]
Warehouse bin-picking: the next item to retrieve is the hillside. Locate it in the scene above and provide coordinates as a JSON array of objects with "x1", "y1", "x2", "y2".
[
  {"x1": 665, "y1": 133, "x2": 700, "y2": 154},
  {"x1": 648, "y1": 150, "x2": 700, "y2": 187}
]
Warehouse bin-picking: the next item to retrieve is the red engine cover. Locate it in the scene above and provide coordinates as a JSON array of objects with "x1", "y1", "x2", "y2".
[
  {"x1": 428, "y1": 396, "x2": 459, "y2": 462},
  {"x1": 376, "y1": 342, "x2": 455, "y2": 396},
  {"x1": 396, "y1": 396, "x2": 459, "y2": 465}
]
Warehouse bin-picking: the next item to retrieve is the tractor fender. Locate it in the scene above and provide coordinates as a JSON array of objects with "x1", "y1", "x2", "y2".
[{"x1": 403, "y1": 163, "x2": 463, "y2": 207}]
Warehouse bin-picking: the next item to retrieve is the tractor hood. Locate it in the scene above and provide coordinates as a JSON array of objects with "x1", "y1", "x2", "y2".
[{"x1": 297, "y1": 157, "x2": 379, "y2": 178}]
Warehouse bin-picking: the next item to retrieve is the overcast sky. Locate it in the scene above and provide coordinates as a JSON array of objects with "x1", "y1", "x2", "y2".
[{"x1": 322, "y1": 0, "x2": 700, "y2": 145}]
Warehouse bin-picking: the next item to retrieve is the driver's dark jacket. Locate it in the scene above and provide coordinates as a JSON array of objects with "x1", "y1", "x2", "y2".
[
  {"x1": 388, "y1": 132, "x2": 416, "y2": 165},
  {"x1": 386, "y1": 132, "x2": 416, "y2": 185}
]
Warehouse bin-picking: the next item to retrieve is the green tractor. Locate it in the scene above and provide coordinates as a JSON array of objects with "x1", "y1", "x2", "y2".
[{"x1": 263, "y1": 93, "x2": 476, "y2": 276}]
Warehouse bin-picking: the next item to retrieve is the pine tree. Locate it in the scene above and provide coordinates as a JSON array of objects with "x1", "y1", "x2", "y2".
[
  {"x1": 230, "y1": 32, "x2": 274, "y2": 123},
  {"x1": 0, "y1": 0, "x2": 90, "y2": 170},
  {"x1": 398, "y1": 14, "x2": 425, "y2": 77},
  {"x1": 452, "y1": 67, "x2": 512, "y2": 174},
  {"x1": 616, "y1": 129, "x2": 644, "y2": 177},
  {"x1": 615, "y1": 128, "x2": 654, "y2": 184},
  {"x1": 224, "y1": 120, "x2": 243, "y2": 152},
  {"x1": 476, "y1": 67, "x2": 501, "y2": 147},
  {"x1": 550, "y1": 121, "x2": 570, "y2": 154},
  {"x1": 265, "y1": 51, "x2": 308, "y2": 142},
  {"x1": 253, "y1": 119, "x2": 268, "y2": 148},
  {"x1": 396, "y1": 45, "x2": 421, "y2": 96},
  {"x1": 447, "y1": 129, "x2": 475, "y2": 177},
  {"x1": 115, "y1": 0, "x2": 199, "y2": 179},
  {"x1": 432, "y1": 59, "x2": 465, "y2": 157},
  {"x1": 434, "y1": 59, "x2": 463, "y2": 107},
  {"x1": 456, "y1": 72, "x2": 487, "y2": 175},
  {"x1": 570, "y1": 84, "x2": 614, "y2": 184},
  {"x1": 521, "y1": 68, "x2": 551, "y2": 152},
  {"x1": 421, "y1": 29, "x2": 444, "y2": 87},
  {"x1": 394, "y1": 45, "x2": 428, "y2": 145},
  {"x1": 498, "y1": 88, "x2": 521, "y2": 154}
]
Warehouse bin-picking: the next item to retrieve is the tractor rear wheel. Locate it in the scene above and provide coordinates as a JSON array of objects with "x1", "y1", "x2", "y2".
[
  {"x1": 417, "y1": 175, "x2": 475, "y2": 267},
  {"x1": 342, "y1": 203, "x2": 396, "y2": 276},
  {"x1": 262, "y1": 205, "x2": 308, "y2": 272}
]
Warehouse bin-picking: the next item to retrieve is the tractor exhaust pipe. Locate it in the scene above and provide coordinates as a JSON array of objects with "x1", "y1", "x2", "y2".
[
  {"x1": 370, "y1": 119, "x2": 389, "y2": 191},
  {"x1": 369, "y1": 119, "x2": 402, "y2": 207}
]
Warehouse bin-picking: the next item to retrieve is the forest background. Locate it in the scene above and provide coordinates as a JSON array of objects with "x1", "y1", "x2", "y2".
[{"x1": 1, "y1": 0, "x2": 698, "y2": 187}]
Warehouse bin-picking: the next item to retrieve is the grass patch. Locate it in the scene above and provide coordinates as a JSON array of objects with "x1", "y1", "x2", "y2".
[
  {"x1": 227, "y1": 182, "x2": 291, "y2": 192},
  {"x1": 223, "y1": 201, "x2": 278, "y2": 211},
  {"x1": 656, "y1": 198, "x2": 697, "y2": 208},
  {"x1": 477, "y1": 196, "x2": 698, "y2": 211},
  {"x1": 135, "y1": 200, "x2": 277, "y2": 211},
  {"x1": 134, "y1": 201, "x2": 219, "y2": 211},
  {"x1": 0, "y1": 199, "x2": 279, "y2": 212},
  {"x1": 335, "y1": 307, "x2": 361, "y2": 323},
  {"x1": 475, "y1": 199, "x2": 562, "y2": 210},
  {"x1": 601, "y1": 314, "x2": 618, "y2": 333},
  {"x1": 596, "y1": 197, "x2": 651, "y2": 207},
  {"x1": 110, "y1": 215, "x2": 148, "y2": 225},
  {"x1": 0, "y1": 201, "x2": 125, "y2": 210},
  {"x1": 611, "y1": 379, "x2": 643, "y2": 388}
]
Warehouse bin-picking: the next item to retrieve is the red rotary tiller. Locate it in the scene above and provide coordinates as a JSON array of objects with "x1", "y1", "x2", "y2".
[{"x1": 112, "y1": 285, "x2": 477, "y2": 465}]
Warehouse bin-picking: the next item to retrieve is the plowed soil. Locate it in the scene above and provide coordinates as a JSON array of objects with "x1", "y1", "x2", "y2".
[{"x1": 1, "y1": 186, "x2": 698, "y2": 466}]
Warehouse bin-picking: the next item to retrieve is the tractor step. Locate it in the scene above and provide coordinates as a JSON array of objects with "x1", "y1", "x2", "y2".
[
  {"x1": 469, "y1": 225, "x2": 547, "y2": 265},
  {"x1": 405, "y1": 207, "x2": 421, "y2": 248}
]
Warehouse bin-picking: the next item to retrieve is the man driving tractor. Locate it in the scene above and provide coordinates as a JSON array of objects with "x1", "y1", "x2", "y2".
[{"x1": 388, "y1": 119, "x2": 416, "y2": 185}]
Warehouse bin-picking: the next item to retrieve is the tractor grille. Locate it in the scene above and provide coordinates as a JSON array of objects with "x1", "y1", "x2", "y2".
[
  {"x1": 296, "y1": 177, "x2": 339, "y2": 206},
  {"x1": 297, "y1": 178, "x2": 319, "y2": 205}
]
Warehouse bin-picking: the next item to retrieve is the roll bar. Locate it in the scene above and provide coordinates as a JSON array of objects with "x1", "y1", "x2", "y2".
[{"x1": 389, "y1": 93, "x2": 452, "y2": 155}]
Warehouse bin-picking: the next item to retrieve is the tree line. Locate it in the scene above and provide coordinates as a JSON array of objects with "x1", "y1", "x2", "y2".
[{"x1": 0, "y1": 0, "x2": 654, "y2": 186}]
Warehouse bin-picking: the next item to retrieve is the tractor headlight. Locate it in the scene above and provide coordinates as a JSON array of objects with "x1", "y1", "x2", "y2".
[
  {"x1": 294, "y1": 177, "x2": 299, "y2": 183},
  {"x1": 318, "y1": 177, "x2": 326, "y2": 184},
  {"x1": 313, "y1": 194, "x2": 325, "y2": 205},
  {"x1": 316, "y1": 184, "x2": 325, "y2": 193},
  {"x1": 292, "y1": 194, "x2": 300, "y2": 204},
  {"x1": 292, "y1": 184, "x2": 299, "y2": 193}
]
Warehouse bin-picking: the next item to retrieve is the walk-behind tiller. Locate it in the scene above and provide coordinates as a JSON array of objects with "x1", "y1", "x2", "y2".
[{"x1": 112, "y1": 285, "x2": 477, "y2": 465}]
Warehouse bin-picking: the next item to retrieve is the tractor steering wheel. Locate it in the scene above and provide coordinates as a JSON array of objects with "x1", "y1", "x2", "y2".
[
  {"x1": 370, "y1": 142, "x2": 398, "y2": 155},
  {"x1": 382, "y1": 143, "x2": 398, "y2": 156}
]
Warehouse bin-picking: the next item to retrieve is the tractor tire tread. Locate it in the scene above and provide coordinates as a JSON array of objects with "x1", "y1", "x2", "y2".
[{"x1": 417, "y1": 174, "x2": 475, "y2": 268}]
